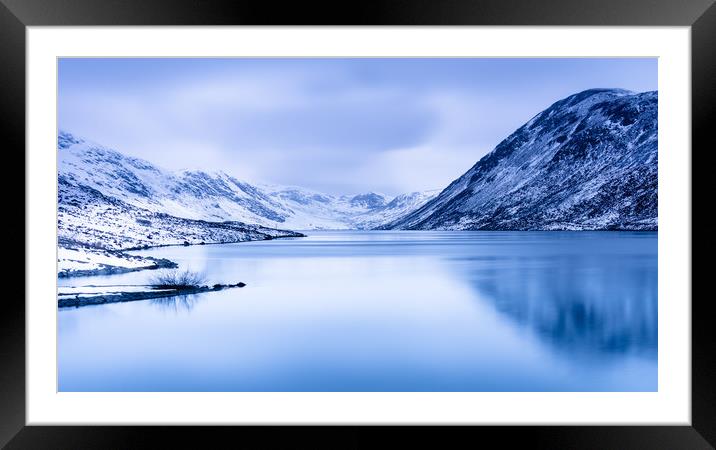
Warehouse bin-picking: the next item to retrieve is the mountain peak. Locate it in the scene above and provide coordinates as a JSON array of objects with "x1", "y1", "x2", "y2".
[
  {"x1": 58, "y1": 130, "x2": 84, "y2": 149},
  {"x1": 350, "y1": 192, "x2": 389, "y2": 209},
  {"x1": 566, "y1": 87, "x2": 632, "y2": 100},
  {"x1": 539, "y1": 88, "x2": 634, "y2": 117},
  {"x1": 384, "y1": 88, "x2": 657, "y2": 231}
]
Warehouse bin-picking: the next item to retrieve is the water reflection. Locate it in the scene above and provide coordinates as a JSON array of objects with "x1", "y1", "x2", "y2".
[
  {"x1": 459, "y1": 253, "x2": 657, "y2": 359},
  {"x1": 59, "y1": 231, "x2": 658, "y2": 392},
  {"x1": 150, "y1": 294, "x2": 202, "y2": 313}
]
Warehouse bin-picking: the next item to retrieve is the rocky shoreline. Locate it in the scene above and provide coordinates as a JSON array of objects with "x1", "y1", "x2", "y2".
[{"x1": 59, "y1": 282, "x2": 247, "y2": 308}]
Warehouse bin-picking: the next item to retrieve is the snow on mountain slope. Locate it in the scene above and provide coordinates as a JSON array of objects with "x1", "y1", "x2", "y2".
[
  {"x1": 353, "y1": 190, "x2": 440, "y2": 229},
  {"x1": 58, "y1": 135, "x2": 292, "y2": 226},
  {"x1": 58, "y1": 178, "x2": 302, "y2": 251},
  {"x1": 383, "y1": 89, "x2": 658, "y2": 231},
  {"x1": 259, "y1": 185, "x2": 393, "y2": 230},
  {"x1": 58, "y1": 131, "x2": 436, "y2": 230},
  {"x1": 57, "y1": 175, "x2": 304, "y2": 276}
]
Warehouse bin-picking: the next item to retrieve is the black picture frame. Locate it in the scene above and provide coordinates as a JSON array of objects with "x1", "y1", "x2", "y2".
[{"x1": 3, "y1": 0, "x2": 713, "y2": 448}]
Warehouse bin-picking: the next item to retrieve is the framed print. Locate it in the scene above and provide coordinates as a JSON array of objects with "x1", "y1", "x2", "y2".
[{"x1": 5, "y1": 0, "x2": 714, "y2": 448}]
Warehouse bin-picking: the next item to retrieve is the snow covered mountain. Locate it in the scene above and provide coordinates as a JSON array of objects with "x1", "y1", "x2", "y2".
[
  {"x1": 352, "y1": 190, "x2": 441, "y2": 229},
  {"x1": 383, "y1": 89, "x2": 658, "y2": 231},
  {"x1": 58, "y1": 131, "x2": 437, "y2": 231},
  {"x1": 58, "y1": 178, "x2": 303, "y2": 252}
]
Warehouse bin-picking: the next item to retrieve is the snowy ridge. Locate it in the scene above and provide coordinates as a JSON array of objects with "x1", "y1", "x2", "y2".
[
  {"x1": 383, "y1": 89, "x2": 658, "y2": 231},
  {"x1": 352, "y1": 190, "x2": 441, "y2": 229},
  {"x1": 58, "y1": 131, "x2": 438, "y2": 231}
]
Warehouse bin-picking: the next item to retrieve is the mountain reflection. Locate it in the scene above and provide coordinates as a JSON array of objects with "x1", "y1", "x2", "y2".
[{"x1": 460, "y1": 254, "x2": 657, "y2": 359}]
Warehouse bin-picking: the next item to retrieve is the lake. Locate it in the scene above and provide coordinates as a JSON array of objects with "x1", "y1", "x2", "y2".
[{"x1": 58, "y1": 231, "x2": 658, "y2": 391}]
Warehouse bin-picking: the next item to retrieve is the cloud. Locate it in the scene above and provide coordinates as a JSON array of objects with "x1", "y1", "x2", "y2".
[
  {"x1": 59, "y1": 58, "x2": 657, "y2": 196},
  {"x1": 60, "y1": 65, "x2": 444, "y2": 193}
]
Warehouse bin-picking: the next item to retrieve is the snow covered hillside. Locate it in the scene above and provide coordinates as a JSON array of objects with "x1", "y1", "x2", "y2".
[
  {"x1": 57, "y1": 131, "x2": 439, "y2": 276},
  {"x1": 383, "y1": 89, "x2": 658, "y2": 231},
  {"x1": 58, "y1": 178, "x2": 303, "y2": 252},
  {"x1": 58, "y1": 131, "x2": 437, "y2": 231},
  {"x1": 57, "y1": 176, "x2": 303, "y2": 276},
  {"x1": 352, "y1": 190, "x2": 441, "y2": 229}
]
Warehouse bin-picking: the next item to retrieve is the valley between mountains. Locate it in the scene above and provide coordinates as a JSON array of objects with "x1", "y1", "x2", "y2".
[{"x1": 58, "y1": 88, "x2": 657, "y2": 277}]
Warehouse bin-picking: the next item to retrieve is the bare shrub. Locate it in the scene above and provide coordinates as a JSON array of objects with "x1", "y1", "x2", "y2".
[{"x1": 149, "y1": 269, "x2": 207, "y2": 290}]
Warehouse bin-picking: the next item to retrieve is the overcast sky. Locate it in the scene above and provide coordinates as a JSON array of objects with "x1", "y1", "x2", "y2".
[{"x1": 59, "y1": 58, "x2": 657, "y2": 196}]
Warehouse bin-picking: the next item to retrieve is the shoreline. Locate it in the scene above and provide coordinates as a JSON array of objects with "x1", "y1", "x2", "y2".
[
  {"x1": 57, "y1": 255, "x2": 178, "y2": 278},
  {"x1": 59, "y1": 282, "x2": 246, "y2": 308},
  {"x1": 58, "y1": 233, "x2": 306, "y2": 279},
  {"x1": 57, "y1": 228, "x2": 655, "y2": 280},
  {"x1": 122, "y1": 232, "x2": 306, "y2": 252}
]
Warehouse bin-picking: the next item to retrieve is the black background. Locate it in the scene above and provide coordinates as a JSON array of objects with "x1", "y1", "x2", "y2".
[{"x1": 2, "y1": 0, "x2": 713, "y2": 448}]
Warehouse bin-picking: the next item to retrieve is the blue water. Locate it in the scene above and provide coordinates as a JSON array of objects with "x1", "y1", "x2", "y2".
[{"x1": 58, "y1": 231, "x2": 657, "y2": 392}]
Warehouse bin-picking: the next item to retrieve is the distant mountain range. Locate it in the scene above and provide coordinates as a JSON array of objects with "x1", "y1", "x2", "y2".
[
  {"x1": 382, "y1": 89, "x2": 657, "y2": 231},
  {"x1": 57, "y1": 131, "x2": 439, "y2": 252},
  {"x1": 58, "y1": 87, "x2": 658, "y2": 264}
]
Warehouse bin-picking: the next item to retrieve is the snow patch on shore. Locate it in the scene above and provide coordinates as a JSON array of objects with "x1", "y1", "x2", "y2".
[{"x1": 57, "y1": 246, "x2": 171, "y2": 278}]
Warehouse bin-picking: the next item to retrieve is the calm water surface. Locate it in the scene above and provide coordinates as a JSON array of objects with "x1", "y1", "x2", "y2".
[{"x1": 58, "y1": 231, "x2": 657, "y2": 391}]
